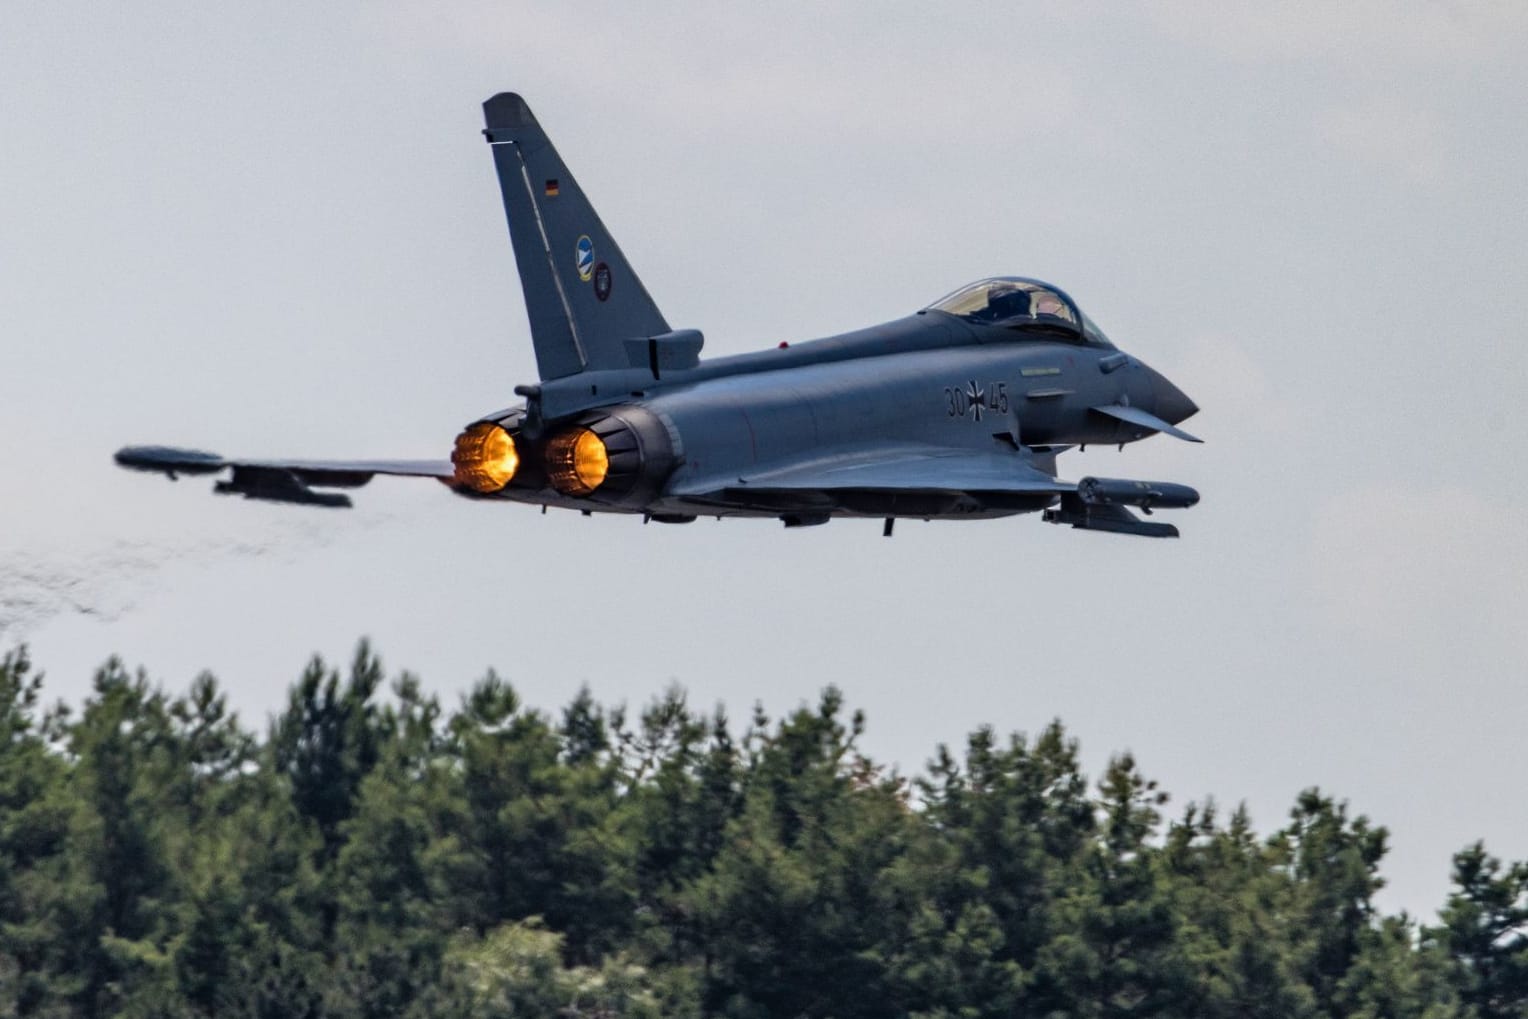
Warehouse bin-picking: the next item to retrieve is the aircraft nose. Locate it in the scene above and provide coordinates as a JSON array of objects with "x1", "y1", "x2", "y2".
[{"x1": 1149, "y1": 369, "x2": 1198, "y2": 426}]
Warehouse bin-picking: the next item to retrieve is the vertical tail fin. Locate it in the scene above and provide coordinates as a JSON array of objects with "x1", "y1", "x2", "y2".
[{"x1": 483, "y1": 93, "x2": 670, "y2": 380}]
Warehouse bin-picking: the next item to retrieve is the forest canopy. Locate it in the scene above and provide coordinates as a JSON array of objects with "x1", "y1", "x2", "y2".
[{"x1": 0, "y1": 643, "x2": 1524, "y2": 1018}]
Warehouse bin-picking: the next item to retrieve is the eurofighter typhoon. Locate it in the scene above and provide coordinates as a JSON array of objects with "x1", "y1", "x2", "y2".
[{"x1": 118, "y1": 93, "x2": 1202, "y2": 537}]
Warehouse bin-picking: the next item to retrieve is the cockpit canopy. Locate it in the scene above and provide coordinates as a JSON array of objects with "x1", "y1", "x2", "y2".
[{"x1": 925, "y1": 277, "x2": 1114, "y2": 347}]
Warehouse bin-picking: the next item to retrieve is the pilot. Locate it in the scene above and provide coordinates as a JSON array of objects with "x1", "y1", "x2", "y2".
[{"x1": 982, "y1": 287, "x2": 1032, "y2": 323}]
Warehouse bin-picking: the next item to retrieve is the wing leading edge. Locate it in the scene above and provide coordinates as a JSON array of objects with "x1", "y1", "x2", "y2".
[{"x1": 115, "y1": 446, "x2": 453, "y2": 508}]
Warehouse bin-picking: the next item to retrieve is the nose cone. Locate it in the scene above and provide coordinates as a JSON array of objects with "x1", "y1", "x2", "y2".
[{"x1": 1149, "y1": 370, "x2": 1199, "y2": 426}]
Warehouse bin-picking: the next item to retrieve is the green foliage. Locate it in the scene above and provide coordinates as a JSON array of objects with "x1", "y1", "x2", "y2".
[
  {"x1": 1425, "y1": 842, "x2": 1528, "y2": 1019},
  {"x1": 429, "y1": 917, "x2": 695, "y2": 1018},
  {"x1": 1162, "y1": 802, "x2": 1319, "y2": 1018},
  {"x1": 681, "y1": 689, "x2": 915, "y2": 1017},
  {"x1": 1031, "y1": 753, "x2": 1187, "y2": 1017},
  {"x1": 0, "y1": 641, "x2": 1523, "y2": 1018}
]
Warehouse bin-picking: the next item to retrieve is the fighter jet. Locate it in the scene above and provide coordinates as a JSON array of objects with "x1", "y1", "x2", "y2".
[{"x1": 117, "y1": 92, "x2": 1202, "y2": 537}]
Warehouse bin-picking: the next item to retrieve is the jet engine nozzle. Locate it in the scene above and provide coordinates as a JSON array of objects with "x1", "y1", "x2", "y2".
[
  {"x1": 1078, "y1": 476, "x2": 1199, "y2": 511},
  {"x1": 451, "y1": 422, "x2": 519, "y2": 492},
  {"x1": 546, "y1": 428, "x2": 610, "y2": 496},
  {"x1": 543, "y1": 406, "x2": 678, "y2": 506}
]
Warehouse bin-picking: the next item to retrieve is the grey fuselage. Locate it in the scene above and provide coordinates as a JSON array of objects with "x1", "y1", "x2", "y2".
[{"x1": 488, "y1": 310, "x2": 1194, "y2": 521}]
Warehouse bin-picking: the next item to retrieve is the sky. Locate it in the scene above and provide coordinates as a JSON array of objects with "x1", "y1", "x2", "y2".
[{"x1": 3, "y1": 2, "x2": 1527, "y2": 920}]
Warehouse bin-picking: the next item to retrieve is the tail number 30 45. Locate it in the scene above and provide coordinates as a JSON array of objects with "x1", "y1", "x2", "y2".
[{"x1": 944, "y1": 380, "x2": 1009, "y2": 422}]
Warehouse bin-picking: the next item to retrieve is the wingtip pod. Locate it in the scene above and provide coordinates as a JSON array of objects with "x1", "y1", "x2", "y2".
[{"x1": 114, "y1": 445, "x2": 226, "y2": 477}]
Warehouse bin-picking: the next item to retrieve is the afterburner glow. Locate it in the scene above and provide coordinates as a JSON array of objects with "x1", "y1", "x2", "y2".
[
  {"x1": 546, "y1": 428, "x2": 609, "y2": 495},
  {"x1": 451, "y1": 422, "x2": 518, "y2": 492}
]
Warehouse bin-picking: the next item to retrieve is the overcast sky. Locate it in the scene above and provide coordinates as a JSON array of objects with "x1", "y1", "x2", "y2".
[{"x1": 4, "y1": 2, "x2": 1526, "y2": 920}]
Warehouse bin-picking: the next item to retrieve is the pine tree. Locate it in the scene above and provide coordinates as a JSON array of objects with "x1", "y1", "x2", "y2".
[
  {"x1": 685, "y1": 688, "x2": 915, "y2": 1018},
  {"x1": 1339, "y1": 914, "x2": 1463, "y2": 1019},
  {"x1": 1269, "y1": 789, "x2": 1389, "y2": 1018},
  {"x1": 1426, "y1": 842, "x2": 1528, "y2": 1019},
  {"x1": 442, "y1": 671, "x2": 635, "y2": 963},
  {"x1": 911, "y1": 719, "x2": 1095, "y2": 1014},
  {"x1": 1031, "y1": 753, "x2": 1188, "y2": 1017},
  {"x1": 270, "y1": 644, "x2": 388, "y2": 866},
  {"x1": 1162, "y1": 802, "x2": 1318, "y2": 1018},
  {"x1": 329, "y1": 672, "x2": 454, "y2": 1018},
  {"x1": 0, "y1": 648, "x2": 74, "y2": 1013}
]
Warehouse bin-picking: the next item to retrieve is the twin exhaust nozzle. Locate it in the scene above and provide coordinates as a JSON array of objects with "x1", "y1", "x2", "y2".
[{"x1": 451, "y1": 422, "x2": 610, "y2": 496}]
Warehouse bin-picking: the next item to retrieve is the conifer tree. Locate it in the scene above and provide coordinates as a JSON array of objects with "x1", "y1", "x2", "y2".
[
  {"x1": 1271, "y1": 790, "x2": 1389, "y2": 1017},
  {"x1": 3, "y1": 642, "x2": 1527, "y2": 1017},
  {"x1": 0, "y1": 648, "x2": 74, "y2": 1013},
  {"x1": 1427, "y1": 842, "x2": 1528, "y2": 1019}
]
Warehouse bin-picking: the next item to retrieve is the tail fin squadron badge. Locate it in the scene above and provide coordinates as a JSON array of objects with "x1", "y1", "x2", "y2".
[{"x1": 575, "y1": 235, "x2": 595, "y2": 281}]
